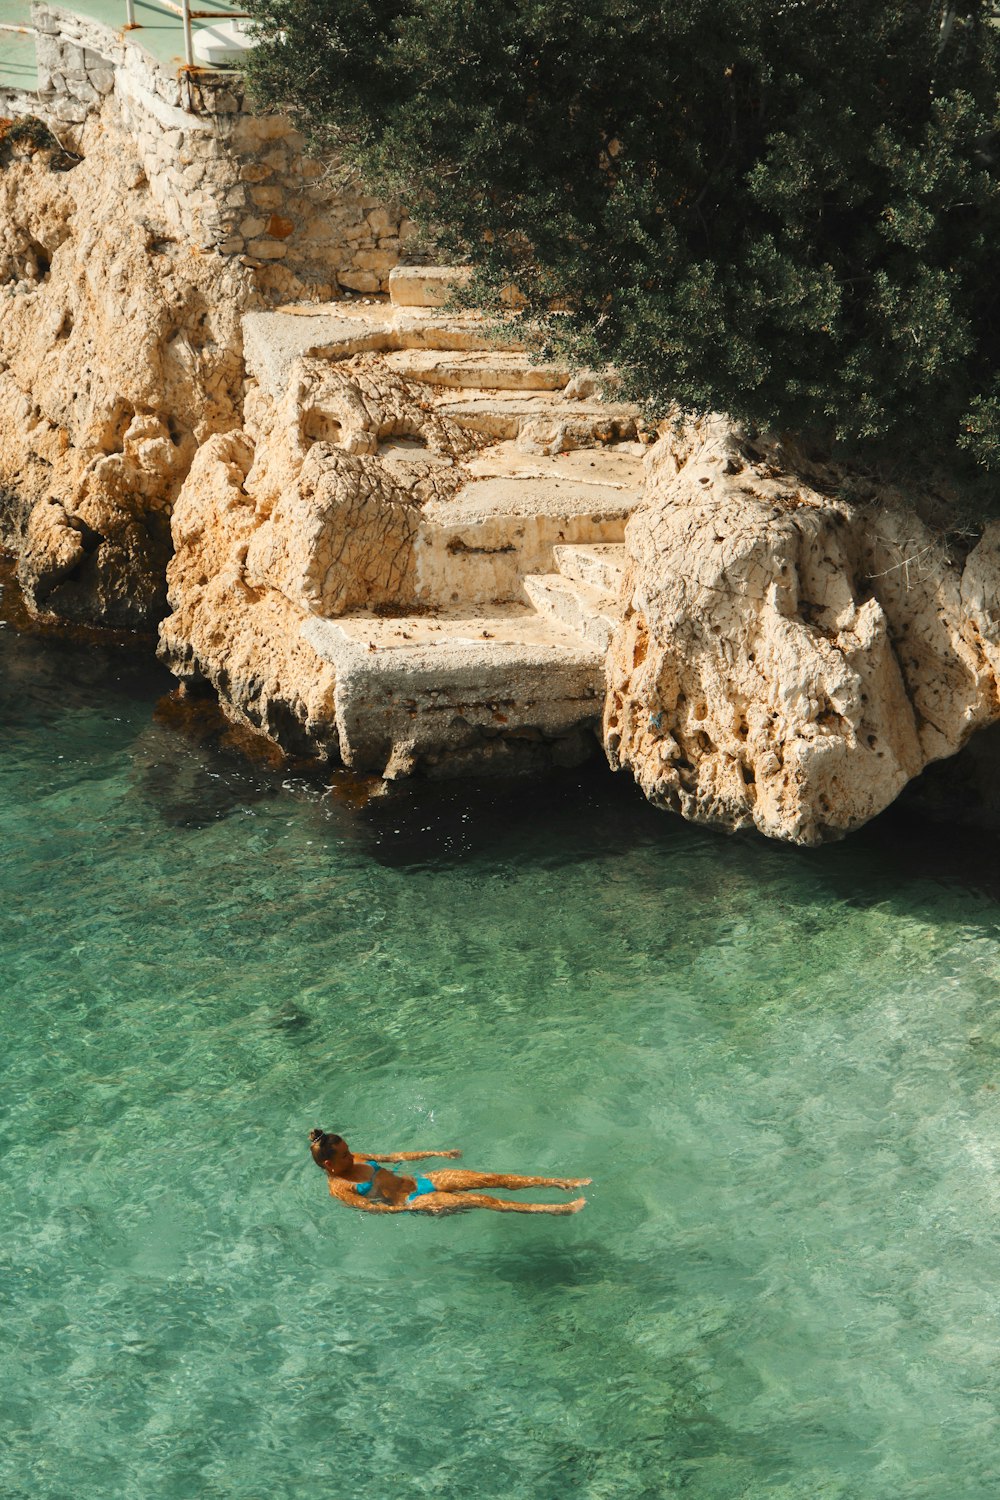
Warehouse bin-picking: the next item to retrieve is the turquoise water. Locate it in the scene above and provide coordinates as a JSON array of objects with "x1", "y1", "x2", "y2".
[{"x1": 3, "y1": 611, "x2": 1000, "y2": 1499}]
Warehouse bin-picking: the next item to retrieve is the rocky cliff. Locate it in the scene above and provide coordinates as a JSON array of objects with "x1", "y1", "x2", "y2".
[
  {"x1": 0, "y1": 115, "x2": 250, "y2": 626},
  {"x1": 0, "y1": 0, "x2": 410, "y2": 631},
  {"x1": 5, "y1": 58, "x2": 1000, "y2": 839},
  {"x1": 158, "y1": 292, "x2": 642, "y2": 771},
  {"x1": 158, "y1": 346, "x2": 481, "y2": 755},
  {"x1": 605, "y1": 418, "x2": 1000, "y2": 843}
]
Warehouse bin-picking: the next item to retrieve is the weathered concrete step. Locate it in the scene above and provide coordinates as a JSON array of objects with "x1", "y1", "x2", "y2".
[
  {"x1": 523, "y1": 573, "x2": 620, "y2": 654},
  {"x1": 433, "y1": 391, "x2": 639, "y2": 443},
  {"x1": 243, "y1": 304, "x2": 525, "y2": 399},
  {"x1": 305, "y1": 606, "x2": 601, "y2": 660},
  {"x1": 389, "y1": 266, "x2": 472, "y2": 308},
  {"x1": 383, "y1": 348, "x2": 569, "y2": 392},
  {"x1": 302, "y1": 607, "x2": 604, "y2": 774},
  {"x1": 429, "y1": 473, "x2": 640, "y2": 526},
  {"x1": 465, "y1": 442, "x2": 644, "y2": 488},
  {"x1": 553, "y1": 542, "x2": 627, "y2": 595},
  {"x1": 413, "y1": 470, "x2": 642, "y2": 606}
]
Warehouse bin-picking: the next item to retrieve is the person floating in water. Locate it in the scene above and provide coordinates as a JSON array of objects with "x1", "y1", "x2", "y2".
[{"x1": 309, "y1": 1130, "x2": 590, "y2": 1214}]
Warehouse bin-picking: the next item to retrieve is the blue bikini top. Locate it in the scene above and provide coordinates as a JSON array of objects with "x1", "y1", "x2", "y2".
[
  {"x1": 353, "y1": 1160, "x2": 383, "y2": 1195},
  {"x1": 353, "y1": 1161, "x2": 435, "y2": 1202}
]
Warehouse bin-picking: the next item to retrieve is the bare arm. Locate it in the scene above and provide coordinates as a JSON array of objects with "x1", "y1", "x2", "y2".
[
  {"x1": 327, "y1": 1180, "x2": 407, "y2": 1212},
  {"x1": 355, "y1": 1149, "x2": 462, "y2": 1162}
]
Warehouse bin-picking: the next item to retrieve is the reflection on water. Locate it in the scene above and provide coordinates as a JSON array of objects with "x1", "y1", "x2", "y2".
[{"x1": 3, "y1": 581, "x2": 1000, "y2": 1498}]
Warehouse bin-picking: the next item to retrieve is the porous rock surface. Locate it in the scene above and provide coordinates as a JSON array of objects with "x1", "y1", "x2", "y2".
[
  {"x1": 605, "y1": 417, "x2": 1000, "y2": 844},
  {"x1": 158, "y1": 298, "x2": 643, "y2": 773},
  {"x1": 0, "y1": 116, "x2": 251, "y2": 626},
  {"x1": 160, "y1": 353, "x2": 482, "y2": 753}
]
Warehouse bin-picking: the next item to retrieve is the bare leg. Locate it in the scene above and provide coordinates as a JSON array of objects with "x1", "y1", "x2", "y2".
[
  {"x1": 407, "y1": 1191, "x2": 586, "y2": 1215},
  {"x1": 426, "y1": 1170, "x2": 591, "y2": 1193}
]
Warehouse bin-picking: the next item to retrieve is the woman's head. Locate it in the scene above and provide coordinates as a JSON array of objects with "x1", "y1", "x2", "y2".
[{"x1": 309, "y1": 1129, "x2": 350, "y2": 1171}]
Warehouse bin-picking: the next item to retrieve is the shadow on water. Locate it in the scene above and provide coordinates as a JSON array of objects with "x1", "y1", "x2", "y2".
[
  {"x1": 788, "y1": 798, "x2": 1000, "y2": 911},
  {"x1": 463, "y1": 1240, "x2": 681, "y2": 1299},
  {"x1": 348, "y1": 763, "x2": 1000, "y2": 919},
  {"x1": 268, "y1": 998, "x2": 314, "y2": 1035},
  {"x1": 345, "y1": 759, "x2": 674, "y2": 871},
  {"x1": 0, "y1": 600, "x2": 168, "y2": 719}
]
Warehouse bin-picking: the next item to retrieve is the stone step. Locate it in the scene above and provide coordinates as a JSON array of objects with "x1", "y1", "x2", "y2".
[
  {"x1": 431, "y1": 473, "x2": 640, "y2": 526},
  {"x1": 301, "y1": 607, "x2": 604, "y2": 775},
  {"x1": 432, "y1": 390, "x2": 639, "y2": 443},
  {"x1": 383, "y1": 348, "x2": 569, "y2": 392},
  {"x1": 242, "y1": 304, "x2": 525, "y2": 399},
  {"x1": 553, "y1": 542, "x2": 627, "y2": 595},
  {"x1": 412, "y1": 463, "x2": 643, "y2": 606},
  {"x1": 388, "y1": 265, "x2": 472, "y2": 308},
  {"x1": 523, "y1": 572, "x2": 620, "y2": 655},
  {"x1": 465, "y1": 442, "x2": 644, "y2": 487}
]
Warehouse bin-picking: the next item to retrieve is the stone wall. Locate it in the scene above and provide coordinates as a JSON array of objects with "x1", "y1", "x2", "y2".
[{"x1": 22, "y1": 2, "x2": 414, "y2": 291}]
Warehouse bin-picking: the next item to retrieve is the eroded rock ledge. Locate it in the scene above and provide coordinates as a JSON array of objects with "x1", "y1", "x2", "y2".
[
  {"x1": 158, "y1": 295, "x2": 643, "y2": 774},
  {"x1": 0, "y1": 1, "x2": 411, "y2": 629},
  {"x1": 0, "y1": 119, "x2": 250, "y2": 625},
  {"x1": 606, "y1": 418, "x2": 1000, "y2": 844}
]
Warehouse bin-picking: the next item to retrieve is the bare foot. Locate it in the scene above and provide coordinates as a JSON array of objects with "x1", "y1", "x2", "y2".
[
  {"x1": 549, "y1": 1197, "x2": 586, "y2": 1214},
  {"x1": 556, "y1": 1177, "x2": 592, "y2": 1189}
]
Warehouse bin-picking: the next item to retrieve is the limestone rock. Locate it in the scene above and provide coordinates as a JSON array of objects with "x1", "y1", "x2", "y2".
[
  {"x1": 159, "y1": 356, "x2": 479, "y2": 755},
  {"x1": 160, "y1": 300, "x2": 646, "y2": 776},
  {"x1": 605, "y1": 418, "x2": 1000, "y2": 844},
  {"x1": 0, "y1": 113, "x2": 251, "y2": 626},
  {"x1": 159, "y1": 429, "x2": 340, "y2": 752},
  {"x1": 18, "y1": 487, "x2": 171, "y2": 629}
]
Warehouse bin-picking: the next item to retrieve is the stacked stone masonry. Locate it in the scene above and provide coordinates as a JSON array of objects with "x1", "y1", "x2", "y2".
[{"x1": 23, "y1": 3, "x2": 412, "y2": 289}]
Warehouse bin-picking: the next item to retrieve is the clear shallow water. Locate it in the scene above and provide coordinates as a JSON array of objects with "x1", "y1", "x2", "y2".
[{"x1": 2, "y1": 615, "x2": 1000, "y2": 1499}]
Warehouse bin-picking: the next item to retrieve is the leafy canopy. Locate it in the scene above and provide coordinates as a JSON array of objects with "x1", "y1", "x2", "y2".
[{"x1": 243, "y1": 1, "x2": 1000, "y2": 472}]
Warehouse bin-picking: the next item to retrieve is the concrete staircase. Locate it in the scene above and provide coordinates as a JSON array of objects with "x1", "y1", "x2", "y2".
[
  {"x1": 301, "y1": 540, "x2": 629, "y2": 775},
  {"x1": 523, "y1": 551, "x2": 625, "y2": 656},
  {"x1": 413, "y1": 446, "x2": 639, "y2": 607},
  {"x1": 245, "y1": 268, "x2": 640, "y2": 775},
  {"x1": 302, "y1": 597, "x2": 609, "y2": 777}
]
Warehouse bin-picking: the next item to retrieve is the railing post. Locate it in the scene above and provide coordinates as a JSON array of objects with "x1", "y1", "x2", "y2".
[
  {"x1": 181, "y1": 0, "x2": 193, "y2": 65},
  {"x1": 124, "y1": 0, "x2": 135, "y2": 23}
]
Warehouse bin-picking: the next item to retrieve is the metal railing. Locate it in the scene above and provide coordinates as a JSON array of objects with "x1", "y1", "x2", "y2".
[
  {"x1": 123, "y1": 0, "x2": 250, "y2": 68},
  {"x1": 1, "y1": 5, "x2": 251, "y2": 71}
]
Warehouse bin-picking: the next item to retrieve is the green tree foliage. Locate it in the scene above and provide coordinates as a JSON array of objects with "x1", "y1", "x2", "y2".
[{"x1": 243, "y1": 1, "x2": 1000, "y2": 471}]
